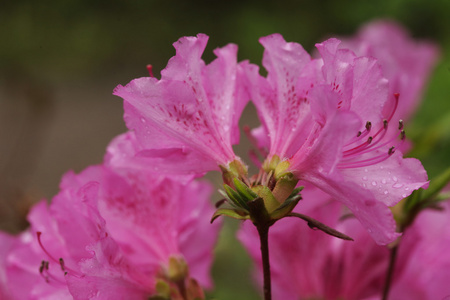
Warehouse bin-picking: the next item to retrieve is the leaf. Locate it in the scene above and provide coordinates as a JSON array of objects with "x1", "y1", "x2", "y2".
[
  {"x1": 270, "y1": 195, "x2": 301, "y2": 220},
  {"x1": 210, "y1": 208, "x2": 249, "y2": 223},
  {"x1": 233, "y1": 178, "x2": 258, "y2": 201},
  {"x1": 223, "y1": 184, "x2": 248, "y2": 209},
  {"x1": 287, "y1": 212, "x2": 353, "y2": 241}
]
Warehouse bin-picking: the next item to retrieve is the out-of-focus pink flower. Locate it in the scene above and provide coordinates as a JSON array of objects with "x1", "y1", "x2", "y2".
[
  {"x1": 1, "y1": 164, "x2": 220, "y2": 299},
  {"x1": 245, "y1": 34, "x2": 428, "y2": 244},
  {"x1": 341, "y1": 20, "x2": 439, "y2": 122},
  {"x1": 113, "y1": 34, "x2": 249, "y2": 176},
  {"x1": 238, "y1": 189, "x2": 450, "y2": 300}
]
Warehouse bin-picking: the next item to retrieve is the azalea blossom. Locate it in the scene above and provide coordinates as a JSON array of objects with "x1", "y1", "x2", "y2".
[
  {"x1": 113, "y1": 34, "x2": 249, "y2": 176},
  {"x1": 245, "y1": 34, "x2": 428, "y2": 244},
  {"x1": 238, "y1": 188, "x2": 450, "y2": 300},
  {"x1": 0, "y1": 164, "x2": 220, "y2": 299},
  {"x1": 341, "y1": 20, "x2": 439, "y2": 122}
]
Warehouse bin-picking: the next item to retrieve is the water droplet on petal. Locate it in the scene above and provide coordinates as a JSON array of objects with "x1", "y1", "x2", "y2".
[
  {"x1": 383, "y1": 190, "x2": 389, "y2": 195},
  {"x1": 362, "y1": 176, "x2": 368, "y2": 181},
  {"x1": 371, "y1": 181, "x2": 377, "y2": 186},
  {"x1": 392, "y1": 183, "x2": 403, "y2": 189},
  {"x1": 402, "y1": 194, "x2": 407, "y2": 198},
  {"x1": 404, "y1": 187, "x2": 410, "y2": 191},
  {"x1": 393, "y1": 176, "x2": 398, "y2": 182},
  {"x1": 364, "y1": 168, "x2": 368, "y2": 173},
  {"x1": 140, "y1": 117, "x2": 146, "y2": 123},
  {"x1": 381, "y1": 179, "x2": 387, "y2": 184}
]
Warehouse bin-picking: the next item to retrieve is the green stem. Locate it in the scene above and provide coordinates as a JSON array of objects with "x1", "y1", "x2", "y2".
[{"x1": 256, "y1": 223, "x2": 272, "y2": 300}]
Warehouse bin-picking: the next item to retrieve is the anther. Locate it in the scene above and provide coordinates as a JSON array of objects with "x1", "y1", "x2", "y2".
[
  {"x1": 383, "y1": 119, "x2": 388, "y2": 129},
  {"x1": 398, "y1": 120, "x2": 404, "y2": 130},
  {"x1": 365, "y1": 121, "x2": 372, "y2": 131},
  {"x1": 59, "y1": 258, "x2": 65, "y2": 271},
  {"x1": 388, "y1": 146, "x2": 395, "y2": 155},
  {"x1": 401, "y1": 130, "x2": 406, "y2": 140},
  {"x1": 357, "y1": 131, "x2": 362, "y2": 137},
  {"x1": 367, "y1": 137, "x2": 373, "y2": 144}
]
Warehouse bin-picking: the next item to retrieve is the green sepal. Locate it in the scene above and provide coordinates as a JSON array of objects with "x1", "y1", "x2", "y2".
[
  {"x1": 223, "y1": 184, "x2": 248, "y2": 209},
  {"x1": 271, "y1": 173, "x2": 299, "y2": 203},
  {"x1": 270, "y1": 194, "x2": 302, "y2": 220},
  {"x1": 218, "y1": 189, "x2": 239, "y2": 208},
  {"x1": 233, "y1": 178, "x2": 258, "y2": 201},
  {"x1": 251, "y1": 185, "x2": 280, "y2": 213},
  {"x1": 274, "y1": 160, "x2": 291, "y2": 179},
  {"x1": 220, "y1": 159, "x2": 248, "y2": 185},
  {"x1": 210, "y1": 208, "x2": 249, "y2": 223}
]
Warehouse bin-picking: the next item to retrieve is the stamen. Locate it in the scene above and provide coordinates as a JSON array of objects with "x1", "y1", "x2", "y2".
[
  {"x1": 146, "y1": 64, "x2": 154, "y2": 77},
  {"x1": 243, "y1": 125, "x2": 268, "y2": 161},
  {"x1": 383, "y1": 119, "x2": 388, "y2": 129},
  {"x1": 339, "y1": 152, "x2": 393, "y2": 168},
  {"x1": 365, "y1": 121, "x2": 372, "y2": 131},
  {"x1": 398, "y1": 120, "x2": 404, "y2": 130},
  {"x1": 388, "y1": 146, "x2": 395, "y2": 155},
  {"x1": 36, "y1": 232, "x2": 83, "y2": 278},
  {"x1": 36, "y1": 232, "x2": 59, "y2": 265}
]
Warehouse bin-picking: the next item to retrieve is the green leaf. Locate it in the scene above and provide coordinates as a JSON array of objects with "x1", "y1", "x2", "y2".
[
  {"x1": 270, "y1": 195, "x2": 301, "y2": 220},
  {"x1": 233, "y1": 178, "x2": 258, "y2": 201},
  {"x1": 224, "y1": 184, "x2": 248, "y2": 209},
  {"x1": 210, "y1": 208, "x2": 249, "y2": 223},
  {"x1": 287, "y1": 212, "x2": 353, "y2": 241}
]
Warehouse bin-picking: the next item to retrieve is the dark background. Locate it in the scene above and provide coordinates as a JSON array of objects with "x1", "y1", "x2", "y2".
[{"x1": 1, "y1": 1, "x2": 449, "y2": 298}]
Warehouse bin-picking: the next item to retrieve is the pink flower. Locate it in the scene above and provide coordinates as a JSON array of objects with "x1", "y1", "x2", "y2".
[
  {"x1": 245, "y1": 34, "x2": 428, "y2": 244},
  {"x1": 238, "y1": 189, "x2": 450, "y2": 300},
  {"x1": 1, "y1": 164, "x2": 220, "y2": 299},
  {"x1": 113, "y1": 34, "x2": 249, "y2": 175},
  {"x1": 341, "y1": 20, "x2": 439, "y2": 122}
]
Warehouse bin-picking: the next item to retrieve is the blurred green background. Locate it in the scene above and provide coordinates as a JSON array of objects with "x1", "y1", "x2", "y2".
[{"x1": 1, "y1": 0, "x2": 450, "y2": 299}]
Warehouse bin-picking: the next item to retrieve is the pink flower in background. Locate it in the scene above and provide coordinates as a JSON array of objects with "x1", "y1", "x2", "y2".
[
  {"x1": 0, "y1": 164, "x2": 220, "y2": 299},
  {"x1": 342, "y1": 20, "x2": 439, "y2": 122},
  {"x1": 245, "y1": 34, "x2": 428, "y2": 244},
  {"x1": 238, "y1": 188, "x2": 450, "y2": 300},
  {"x1": 114, "y1": 34, "x2": 249, "y2": 176}
]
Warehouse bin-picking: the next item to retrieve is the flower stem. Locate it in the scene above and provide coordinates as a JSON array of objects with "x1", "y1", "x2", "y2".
[
  {"x1": 382, "y1": 244, "x2": 399, "y2": 300},
  {"x1": 256, "y1": 223, "x2": 272, "y2": 300}
]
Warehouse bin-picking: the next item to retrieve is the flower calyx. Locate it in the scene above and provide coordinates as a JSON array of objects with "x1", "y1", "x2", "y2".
[
  {"x1": 150, "y1": 256, "x2": 205, "y2": 300},
  {"x1": 211, "y1": 177, "x2": 303, "y2": 226}
]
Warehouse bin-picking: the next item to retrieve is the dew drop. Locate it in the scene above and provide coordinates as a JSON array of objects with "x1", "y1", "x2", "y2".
[
  {"x1": 392, "y1": 183, "x2": 403, "y2": 189},
  {"x1": 371, "y1": 181, "x2": 377, "y2": 186},
  {"x1": 383, "y1": 190, "x2": 389, "y2": 195},
  {"x1": 404, "y1": 187, "x2": 410, "y2": 191},
  {"x1": 393, "y1": 176, "x2": 398, "y2": 182},
  {"x1": 402, "y1": 193, "x2": 407, "y2": 198},
  {"x1": 367, "y1": 229, "x2": 373, "y2": 233},
  {"x1": 362, "y1": 176, "x2": 368, "y2": 181},
  {"x1": 364, "y1": 168, "x2": 368, "y2": 173},
  {"x1": 381, "y1": 179, "x2": 387, "y2": 184},
  {"x1": 140, "y1": 117, "x2": 146, "y2": 123}
]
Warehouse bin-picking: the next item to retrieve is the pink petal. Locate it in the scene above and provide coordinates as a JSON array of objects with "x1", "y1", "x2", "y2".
[{"x1": 114, "y1": 34, "x2": 248, "y2": 172}]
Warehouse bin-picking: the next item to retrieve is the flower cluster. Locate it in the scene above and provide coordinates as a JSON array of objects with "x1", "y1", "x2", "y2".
[
  {"x1": 0, "y1": 152, "x2": 221, "y2": 299},
  {"x1": 239, "y1": 186, "x2": 450, "y2": 299},
  {"x1": 0, "y1": 20, "x2": 445, "y2": 300}
]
